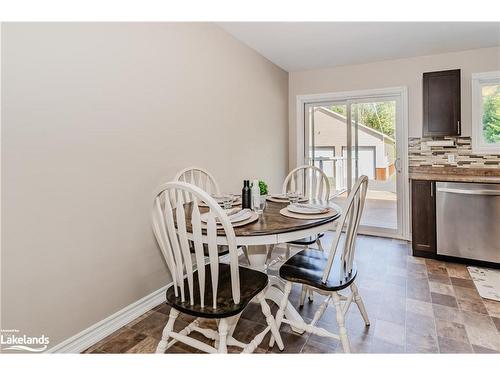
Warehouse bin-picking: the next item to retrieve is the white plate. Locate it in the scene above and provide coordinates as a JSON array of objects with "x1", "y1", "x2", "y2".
[
  {"x1": 231, "y1": 211, "x2": 259, "y2": 228},
  {"x1": 267, "y1": 194, "x2": 308, "y2": 203},
  {"x1": 232, "y1": 197, "x2": 242, "y2": 206},
  {"x1": 280, "y1": 207, "x2": 339, "y2": 220},
  {"x1": 271, "y1": 194, "x2": 287, "y2": 199},
  {"x1": 200, "y1": 210, "x2": 259, "y2": 228},
  {"x1": 199, "y1": 197, "x2": 242, "y2": 207},
  {"x1": 287, "y1": 203, "x2": 329, "y2": 215},
  {"x1": 200, "y1": 209, "x2": 252, "y2": 224},
  {"x1": 211, "y1": 195, "x2": 239, "y2": 203}
]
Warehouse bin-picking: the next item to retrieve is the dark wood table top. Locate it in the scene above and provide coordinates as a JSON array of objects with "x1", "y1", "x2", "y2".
[{"x1": 182, "y1": 200, "x2": 342, "y2": 237}]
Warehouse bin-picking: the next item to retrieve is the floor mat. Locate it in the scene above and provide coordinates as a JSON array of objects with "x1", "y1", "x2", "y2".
[{"x1": 467, "y1": 266, "x2": 500, "y2": 302}]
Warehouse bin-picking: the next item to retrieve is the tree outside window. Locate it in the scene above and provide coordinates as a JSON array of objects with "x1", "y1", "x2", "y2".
[
  {"x1": 472, "y1": 71, "x2": 500, "y2": 154},
  {"x1": 482, "y1": 84, "x2": 500, "y2": 144}
]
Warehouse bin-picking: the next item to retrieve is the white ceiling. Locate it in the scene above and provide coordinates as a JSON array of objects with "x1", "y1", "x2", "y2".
[{"x1": 218, "y1": 22, "x2": 500, "y2": 72}]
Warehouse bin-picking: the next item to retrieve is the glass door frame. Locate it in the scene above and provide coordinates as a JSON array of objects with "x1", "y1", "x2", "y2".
[
  {"x1": 298, "y1": 87, "x2": 409, "y2": 240},
  {"x1": 304, "y1": 99, "x2": 351, "y2": 194}
]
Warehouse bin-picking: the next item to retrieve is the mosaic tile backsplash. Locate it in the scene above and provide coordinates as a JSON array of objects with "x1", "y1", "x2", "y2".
[{"x1": 409, "y1": 136, "x2": 500, "y2": 168}]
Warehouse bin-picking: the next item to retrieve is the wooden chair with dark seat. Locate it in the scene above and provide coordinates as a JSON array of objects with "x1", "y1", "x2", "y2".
[
  {"x1": 281, "y1": 165, "x2": 330, "y2": 305},
  {"x1": 270, "y1": 175, "x2": 370, "y2": 353},
  {"x1": 152, "y1": 181, "x2": 283, "y2": 353}
]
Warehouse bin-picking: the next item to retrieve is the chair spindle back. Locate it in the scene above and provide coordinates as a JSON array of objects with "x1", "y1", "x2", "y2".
[
  {"x1": 152, "y1": 181, "x2": 240, "y2": 309},
  {"x1": 174, "y1": 167, "x2": 220, "y2": 203},
  {"x1": 282, "y1": 165, "x2": 330, "y2": 201},
  {"x1": 321, "y1": 175, "x2": 368, "y2": 283}
]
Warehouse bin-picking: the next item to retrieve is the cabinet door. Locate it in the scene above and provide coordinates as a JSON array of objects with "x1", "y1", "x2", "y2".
[
  {"x1": 411, "y1": 180, "x2": 436, "y2": 256},
  {"x1": 423, "y1": 69, "x2": 461, "y2": 136}
]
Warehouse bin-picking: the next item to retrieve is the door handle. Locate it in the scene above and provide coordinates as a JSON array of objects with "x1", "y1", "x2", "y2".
[
  {"x1": 394, "y1": 158, "x2": 402, "y2": 173},
  {"x1": 437, "y1": 187, "x2": 500, "y2": 196}
]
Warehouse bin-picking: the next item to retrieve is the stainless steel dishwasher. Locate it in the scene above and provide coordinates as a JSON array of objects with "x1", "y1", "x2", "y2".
[{"x1": 436, "y1": 181, "x2": 500, "y2": 264}]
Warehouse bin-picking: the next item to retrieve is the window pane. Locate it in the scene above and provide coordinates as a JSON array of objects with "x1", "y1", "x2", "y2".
[{"x1": 481, "y1": 84, "x2": 500, "y2": 144}]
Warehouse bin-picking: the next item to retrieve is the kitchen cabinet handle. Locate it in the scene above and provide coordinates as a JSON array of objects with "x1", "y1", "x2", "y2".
[
  {"x1": 430, "y1": 183, "x2": 434, "y2": 197},
  {"x1": 437, "y1": 187, "x2": 500, "y2": 196},
  {"x1": 457, "y1": 121, "x2": 461, "y2": 134}
]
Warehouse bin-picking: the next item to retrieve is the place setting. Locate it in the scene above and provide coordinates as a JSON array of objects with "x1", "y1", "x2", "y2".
[
  {"x1": 198, "y1": 184, "x2": 261, "y2": 228},
  {"x1": 279, "y1": 196, "x2": 340, "y2": 220},
  {"x1": 266, "y1": 191, "x2": 308, "y2": 203},
  {"x1": 200, "y1": 208, "x2": 259, "y2": 228},
  {"x1": 198, "y1": 193, "x2": 242, "y2": 208}
]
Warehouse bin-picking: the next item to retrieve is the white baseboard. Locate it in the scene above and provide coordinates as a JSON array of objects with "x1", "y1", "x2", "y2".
[
  {"x1": 47, "y1": 249, "x2": 249, "y2": 353},
  {"x1": 47, "y1": 284, "x2": 170, "y2": 353}
]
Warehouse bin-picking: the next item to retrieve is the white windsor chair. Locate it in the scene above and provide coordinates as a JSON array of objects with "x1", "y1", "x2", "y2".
[{"x1": 152, "y1": 181, "x2": 284, "y2": 353}]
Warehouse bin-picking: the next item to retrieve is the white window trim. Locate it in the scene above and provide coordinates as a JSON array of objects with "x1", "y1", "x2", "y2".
[{"x1": 471, "y1": 71, "x2": 500, "y2": 155}]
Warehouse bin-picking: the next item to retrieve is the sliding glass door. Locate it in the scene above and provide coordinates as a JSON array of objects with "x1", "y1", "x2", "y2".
[
  {"x1": 304, "y1": 95, "x2": 404, "y2": 238},
  {"x1": 305, "y1": 101, "x2": 349, "y2": 194}
]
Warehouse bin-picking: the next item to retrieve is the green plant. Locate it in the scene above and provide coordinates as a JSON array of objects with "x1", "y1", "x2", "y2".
[{"x1": 258, "y1": 180, "x2": 268, "y2": 195}]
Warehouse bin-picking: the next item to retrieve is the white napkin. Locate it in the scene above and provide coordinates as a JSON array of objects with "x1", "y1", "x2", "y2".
[
  {"x1": 202, "y1": 208, "x2": 251, "y2": 223},
  {"x1": 289, "y1": 203, "x2": 328, "y2": 213},
  {"x1": 271, "y1": 193, "x2": 305, "y2": 199},
  {"x1": 225, "y1": 208, "x2": 240, "y2": 216},
  {"x1": 226, "y1": 208, "x2": 251, "y2": 222}
]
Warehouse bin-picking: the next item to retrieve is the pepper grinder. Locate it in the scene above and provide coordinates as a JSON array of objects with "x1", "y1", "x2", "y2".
[{"x1": 242, "y1": 180, "x2": 251, "y2": 209}]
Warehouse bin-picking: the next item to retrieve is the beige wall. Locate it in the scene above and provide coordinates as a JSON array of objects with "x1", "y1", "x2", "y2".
[
  {"x1": 289, "y1": 47, "x2": 500, "y2": 169},
  {"x1": 1, "y1": 23, "x2": 288, "y2": 348}
]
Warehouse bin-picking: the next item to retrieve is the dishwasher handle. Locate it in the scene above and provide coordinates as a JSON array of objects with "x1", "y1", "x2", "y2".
[{"x1": 437, "y1": 187, "x2": 500, "y2": 196}]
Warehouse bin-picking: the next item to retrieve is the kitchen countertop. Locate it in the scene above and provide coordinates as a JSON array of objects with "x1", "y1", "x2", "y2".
[{"x1": 409, "y1": 166, "x2": 500, "y2": 183}]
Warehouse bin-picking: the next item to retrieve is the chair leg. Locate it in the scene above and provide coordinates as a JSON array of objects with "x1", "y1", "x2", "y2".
[
  {"x1": 257, "y1": 292, "x2": 284, "y2": 350},
  {"x1": 285, "y1": 243, "x2": 290, "y2": 260},
  {"x1": 299, "y1": 285, "x2": 314, "y2": 305},
  {"x1": 269, "y1": 281, "x2": 292, "y2": 348},
  {"x1": 214, "y1": 319, "x2": 220, "y2": 350},
  {"x1": 332, "y1": 292, "x2": 351, "y2": 353},
  {"x1": 217, "y1": 318, "x2": 229, "y2": 353},
  {"x1": 350, "y1": 282, "x2": 370, "y2": 326},
  {"x1": 299, "y1": 284, "x2": 307, "y2": 307},
  {"x1": 316, "y1": 238, "x2": 324, "y2": 252},
  {"x1": 156, "y1": 308, "x2": 179, "y2": 353},
  {"x1": 264, "y1": 244, "x2": 272, "y2": 264},
  {"x1": 241, "y1": 246, "x2": 251, "y2": 265},
  {"x1": 227, "y1": 313, "x2": 242, "y2": 337},
  {"x1": 299, "y1": 239, "x2": 318, "y2": 305},
  {"x1": 307, "y1": 287, "x2": 314, "y2": 303}
]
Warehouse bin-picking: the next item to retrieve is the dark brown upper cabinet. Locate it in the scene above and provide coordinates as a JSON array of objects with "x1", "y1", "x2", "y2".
[{"x1": 423, "y1": 69, "x2": 461, "y2": 137}]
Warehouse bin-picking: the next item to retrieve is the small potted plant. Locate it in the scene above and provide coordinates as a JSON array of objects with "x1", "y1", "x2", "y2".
[{"x1": 258, "y1": 180, "x2": 268, "y2": 197}]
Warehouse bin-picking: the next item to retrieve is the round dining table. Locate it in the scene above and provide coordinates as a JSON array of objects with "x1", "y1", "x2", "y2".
[{"x1": 185, "y1": 198, "x2": 342, "y2": 334}]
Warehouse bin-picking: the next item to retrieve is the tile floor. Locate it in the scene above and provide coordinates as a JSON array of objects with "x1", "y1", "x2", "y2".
[{"x1": 85, "y1": 234, "x2": 500, "y2": 354}]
